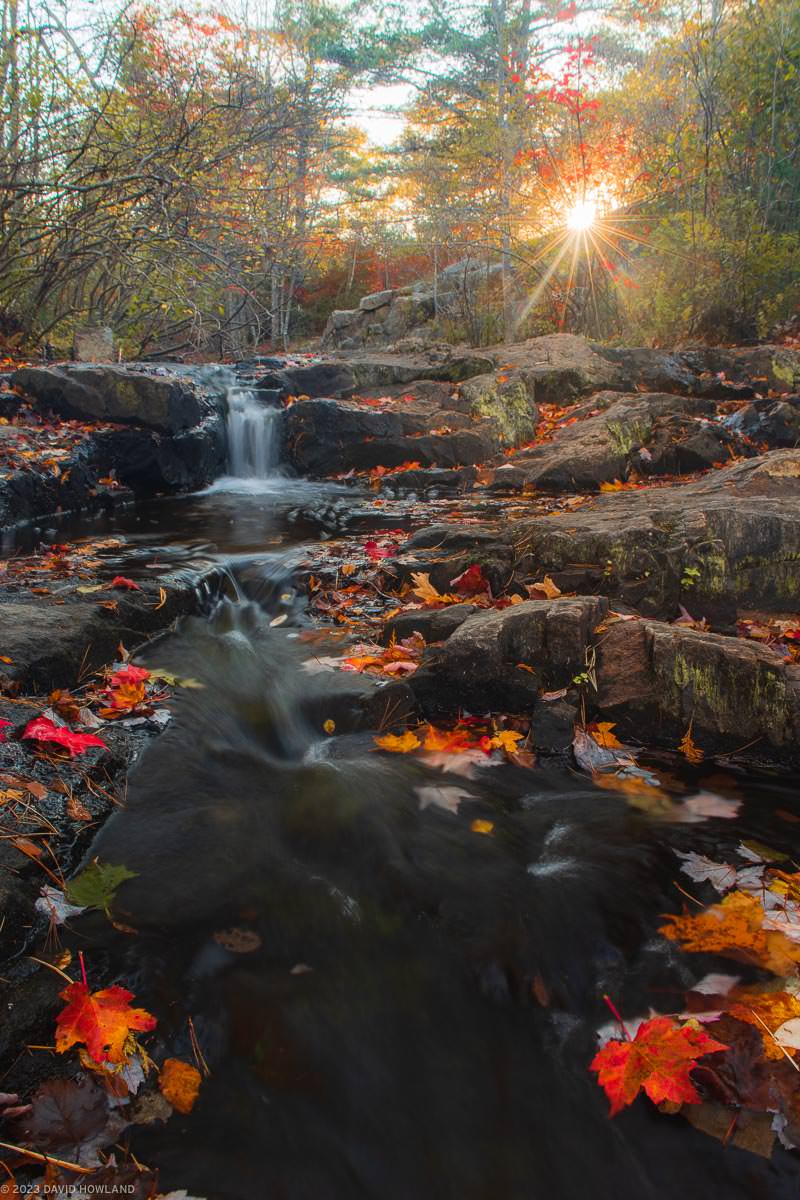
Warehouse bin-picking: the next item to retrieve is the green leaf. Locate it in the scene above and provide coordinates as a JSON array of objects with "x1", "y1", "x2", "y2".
[{"x1": 65, "y1": 861, "x2": 137, "y2": 914}]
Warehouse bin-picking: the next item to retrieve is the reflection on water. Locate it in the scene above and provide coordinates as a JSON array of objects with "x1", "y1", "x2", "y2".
[{"x1": 70, "y1": 599, "x2": 800, "y2": 1200}]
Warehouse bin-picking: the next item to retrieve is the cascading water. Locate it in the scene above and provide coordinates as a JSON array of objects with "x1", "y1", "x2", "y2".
[{"x1": 225, "y1": 385, "x2": 282, "y2": 478}]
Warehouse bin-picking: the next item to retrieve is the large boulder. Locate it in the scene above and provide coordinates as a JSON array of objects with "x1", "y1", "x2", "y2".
[
  {"x1": 505, "y1": 392, "x2": 740, "y2": 491},
  {"x1": 12, "y1": 365, "x2": 213, "y2": 433},
  {"x1": 511, "y1": 451, "x2": 800, "y2": 622},
  {"x1": 410, "y1": 597, "x2": 608, "y2": 717},
  {"x1": 595, "y1": 617, "x2": 800, "y2": 753}
]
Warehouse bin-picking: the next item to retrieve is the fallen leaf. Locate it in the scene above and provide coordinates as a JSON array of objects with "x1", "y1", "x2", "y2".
[
  {"x1": 213, "y1": 927, "x2": 261, "y2": 953},
  {"x1": 450, "y1": 564, "x2": 490, "y2": 597},
  {"x1": 66, "y1": 862, "x2": 137, "y2": 915},
  {"x1": 56, "y1": 980, "x2": 157, "y2": 1065},
  {"x1": 470, "y1": 819, "x2": 494, "y2": 835},
  {"x1": 374, "y1": 730, "x2": 421, "y2": 753},
  {"x1": 590, "y1": 1016, "x2": 728, "y2": 1116},
  {"x1": 111, "y1": 575, "x2": 140, "y2": 591},
  {"x1": 323, "y1": 719, "x2": 335, "y2": 735},
  {"x1": 158, "y1": 1058, "x2": 202, "y2": 1114},
  {"x1": 661, "y1": 891, "x2": 800, "y2": 974},
  {"x1": 679, "y1": 725, "x2": 704, "y2": 764},
  {"x1": 588, "y1": 722, "x2": 623, "y2": 749},
  {"x1": 23, "y1": 716, "x2": 107, "y2": 758},
  {"x1": 527, "y1": 575, "x2": 562, "y2": 599}
]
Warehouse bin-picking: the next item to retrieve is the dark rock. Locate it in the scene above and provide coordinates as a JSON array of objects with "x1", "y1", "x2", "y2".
[
  {"x1": 348, "y1": 353, "x2": 494, "y2": 389},
  {"x1": 12, "y1": 365, "x2": 213, "y2": 433},
  {"x1": 381, "y1": 604, "x2": 478, "y2": 645},
  {"x1": 530, "y1": 698, "x2": 578, "y2": 752},
  {"x1": 410, "y1": 597, "x2": 608, "y2": 718},
  {"x1": 0, "y1": 576, "x2": 213, "y2": 691},
  {"x1": 92, "y1": 410, "x2": 226, "y2": 494},
  {"x1": 595, "y1": 617, "x2": 800, "y2": 753},
  {"x1": 380, "y1": 466, "x2": 478, "y2": 493}
]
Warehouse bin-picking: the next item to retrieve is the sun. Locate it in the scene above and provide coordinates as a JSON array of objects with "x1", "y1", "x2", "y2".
[{"x1": 566, "y1": 198, "x2": 597, "y2": 232}]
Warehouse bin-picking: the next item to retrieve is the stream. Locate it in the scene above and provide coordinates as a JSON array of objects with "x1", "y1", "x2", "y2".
[{"x1": 18, "y1": 383, "x2": 800, "y2": 1198}]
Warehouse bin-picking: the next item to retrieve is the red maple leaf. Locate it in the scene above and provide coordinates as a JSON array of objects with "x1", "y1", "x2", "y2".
[
  {"x1": 0, "y1": 718, "x2": 12, "y2": 742},
  {"x1": 109, "y1": 664, "x2": 150, "y2": 687},
  {"x1": 23, "y1": 715, "x2": 107, "y2": 757},
  {"x1": 111, "y1": 575, "x2": 140, "y2": 590},
  {"x1": 450, "y1": 564, "x2": 490, "y2": 597},
  {"x1": 56, "y1": 980, "x2": 157, "y2": 1064},
  {"x1": 591, "y1": 1016, "x2": 728, "y2": 1116}
]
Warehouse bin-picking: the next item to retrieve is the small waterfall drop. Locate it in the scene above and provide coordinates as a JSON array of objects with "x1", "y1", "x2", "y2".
[{"x1": 226, "y1": 386, "x2": 281, "y2": 478}]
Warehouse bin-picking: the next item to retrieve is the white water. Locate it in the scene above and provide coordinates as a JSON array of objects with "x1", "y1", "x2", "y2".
[{"x1": 226, "y1": 386, "x2": 282, "y2": 479}]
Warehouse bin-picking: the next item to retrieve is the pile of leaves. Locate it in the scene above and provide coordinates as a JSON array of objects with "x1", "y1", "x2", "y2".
[
  {"x1": 737, "y1": 615, "x2": 800, "y2": 661},
  {"x1": 0, "y1": 537, "x2": 125, "y2": 591},
  {"x1": 591, "y1": 839, "x2": 800, "y2": 1156},
  {"x1": 375, "y1": 717, "x2": 533, "y2": 771}
]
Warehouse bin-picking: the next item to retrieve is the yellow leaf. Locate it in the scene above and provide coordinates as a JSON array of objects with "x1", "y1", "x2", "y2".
[
  {"x1": 410, "y1": 572, "x2": 442, "y2": 602},
  {"x1": 323, "y1": 719, "x2": 335, "y2": 735},
  {"x1": 528, "y1": 575, "x2": 562, "y2": 599},
  {"x1": 589, "y1": 722, "x2": 623, "y2": 749},
  {"x1": 470, "y1": 819, "x2": 494, "y2": 835},
  {"x1": 374, "y1": 730, "x2": 421, "y2": 753},
  {"x1": 488, "y1": 730, "x2": 525, "y2": 753}
]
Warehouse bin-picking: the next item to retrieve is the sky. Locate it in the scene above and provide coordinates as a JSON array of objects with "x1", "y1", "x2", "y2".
[{"x1": 347, "y1": 81, "x2": 412, "y2": 145}]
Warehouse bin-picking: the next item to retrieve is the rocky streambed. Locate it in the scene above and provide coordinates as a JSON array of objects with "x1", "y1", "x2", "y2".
[{"x1": 1, "y1": 334, "x2": 800, "y2": 1196}]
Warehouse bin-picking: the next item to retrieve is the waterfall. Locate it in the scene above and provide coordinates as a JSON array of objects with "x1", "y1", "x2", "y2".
[{"x1": 226, "y1": 386, "x2": 281, "y2": 478}]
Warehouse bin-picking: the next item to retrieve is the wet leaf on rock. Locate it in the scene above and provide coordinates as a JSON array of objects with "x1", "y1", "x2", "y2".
[
  {"x1": 56, "y1": 980, "x2": 157, "y2": 1065},
  {"x1": 66, "y1": 861, "x2": 137, "y2": 915}
]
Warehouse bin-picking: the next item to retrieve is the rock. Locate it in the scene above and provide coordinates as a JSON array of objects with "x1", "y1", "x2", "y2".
[
  {"x1": 595, "y1": 618, "x2": 800, "y2": 753},
  {"x1": 285, "y1": 398, "x2": 498, "y2": 474},
  {"x1": 0, "y1": 576, "x2": 213, "y2": 691},
  {"x1": 380, "y1": 466, "x2": 478, "y2": 493},
  {"x1": 92, "y1": 411, "x2": 227, "y2": 494},
  {"x1": 458, "y1": 371, "x2": 538, "y2": 446},
  {"x1": 506, "y1": 392, "x2": 737, "y2": 491},
  {"x1": 511, "y1": 451, "x2": 800, "y2": 622},
  {"x1": 12, "y1": 365, "x2": 212, "y2": 433},
  {"x1": 73, "y1": 325, "x2": 114, "y2": 362},
  {"x1": 348, "y1": 352, "x2": 494, "y2": 389},
  {"x1": 359, "y1": 289, "x2": 395, "y2": 312},
  {"x1": 530, "y1": 698, "x2": 578, "y2": 752},
  {"x1": 725, "y1": 395, "x2": 800, "y2": 447},
  {"x1": 410, "y1": 597, "x2": 608, "y2": 718},
  {"x1": 381, "y1": 604, "x2": 478, "y2": 645}
]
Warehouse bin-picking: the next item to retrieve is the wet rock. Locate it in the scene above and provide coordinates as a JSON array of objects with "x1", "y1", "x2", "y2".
[
  {"x1": 410, "y1": 597, "x2": 608, "y2": 717},
  {"x1": 0, "y1": 441, "x2": 126, "y2": 530},
  {"x1": 92, "y1": 411, "x2": 227, "y2": 494},
  {"x1": 380, "y1": 466, "x2": 478, "y2": 493},
  {"x1": 512, "y1": 451, "x2": 800, "y2": 621},
  {"x1": 595, "y1": 617, "x2": 800, "y2": 754},
  {"x1": 13, "y1": 365, "x2": 213, "y2": 434}
]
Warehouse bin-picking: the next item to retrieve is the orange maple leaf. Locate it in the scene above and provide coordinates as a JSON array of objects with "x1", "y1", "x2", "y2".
[
  {"x1": 591, "y1": 1016, "x2": 728, "y2": 1116},
  {"x1": 588, "y1": 722, "x2": 623, "y2": 749},
  {"x1": 660, "y1": 891, "x2": 800, "y2": 975},
  {"x1": 727, "y1": 988, "x2": 800, "y2": 1059},
  {"x1": 55, "y1": 980, "x2": 157, "y2": 1065}
]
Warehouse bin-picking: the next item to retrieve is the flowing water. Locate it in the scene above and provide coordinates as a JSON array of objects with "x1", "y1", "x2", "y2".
[{"x1": 16, "y1": 387, "x2": 800, "y2": 1198}]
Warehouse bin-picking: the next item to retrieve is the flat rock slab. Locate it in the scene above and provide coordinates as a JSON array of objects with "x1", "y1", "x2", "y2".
[{"x1": 410, "y1": 596, "x2": 608, "y2": 717}]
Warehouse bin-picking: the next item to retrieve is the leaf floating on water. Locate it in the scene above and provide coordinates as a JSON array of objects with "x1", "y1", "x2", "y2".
[
  {"x1": 590, "y1": 1016, "x2": 728, "y2": 1116},
  {"x1": 323, "y1": 719, "x2": 335, "y2": 735},
  {"x1": 415, "y1": 785, "x2": 475, "y2": 814},
  {"x1": 678, "y1": 791, "x2": 741, "y2": 822},
  {"x1": 13, "y1": 1076, "x2": 110, "y2": 1157},
  {"x1": 470, "y1": 819, "x2": 494, "y2": 835},
  {"x1": 677, "y1": 851, "x2": 740, "y2": 893},
  {"x1": 158, "y1": 1058, "x2": 202, "y2": 1115},
  {"x1": 35, "y1": 885, "x2": 87, "y2": 926},
  {"x1": 213, "y1": 927, "x2": 262, "y2": 954},
  {"x1": 66, "y1": 861, "x2": 137, "y2": 915},
  {"x1": 148, "y1": 668, "x2": 205, "y2": 688},
  {"x1": 587, "y1": 721, "x2": 623, "y2": 749},
  {"x1": 374, "y1": 730, "x2": 421, "y2": 753}
]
